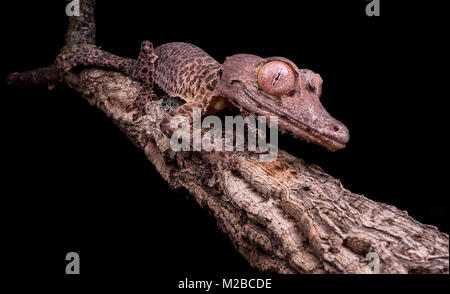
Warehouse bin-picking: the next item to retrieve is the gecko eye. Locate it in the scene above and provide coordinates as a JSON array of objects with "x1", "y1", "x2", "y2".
[{"x1": 257, "y1": 61, "x2": 296, "y2": 97}]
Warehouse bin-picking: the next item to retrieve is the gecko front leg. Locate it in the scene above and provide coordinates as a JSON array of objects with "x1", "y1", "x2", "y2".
[
  {"x1": 160, "y1": 100, "x2": 207, "y2": 139},
  {"x1": 65, "y1": 41, "x2": 158, "y2": 120},
  {"x1": 160, "y1": 99, "x2": 233, "y2": 194},
  {"x1": 126, "y1": 41, "x2": 158, "y2": 119}
]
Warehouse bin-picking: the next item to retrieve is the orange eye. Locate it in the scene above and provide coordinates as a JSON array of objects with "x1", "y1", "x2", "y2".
[{"x1": 257, "y1": 61, "x2": 296, "y2": 97}]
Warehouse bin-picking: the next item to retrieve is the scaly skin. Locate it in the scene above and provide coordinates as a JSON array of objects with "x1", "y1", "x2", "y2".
[{"x1": 65, "y1": 41, "x2": 349, "y2": 151}]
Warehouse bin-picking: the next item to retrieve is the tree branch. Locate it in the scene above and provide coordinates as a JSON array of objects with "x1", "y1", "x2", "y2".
[
  {"x1": 7, "y1": 0, "x2": 449, "y2": 274},
  {"x1": 7, "y1": 64, "x2": 61, "y2": 88}
]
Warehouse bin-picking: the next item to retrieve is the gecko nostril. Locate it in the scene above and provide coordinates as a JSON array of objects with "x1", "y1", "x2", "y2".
[{"x1": 333, "y1": 126, "x2": 340, "y2": 132}]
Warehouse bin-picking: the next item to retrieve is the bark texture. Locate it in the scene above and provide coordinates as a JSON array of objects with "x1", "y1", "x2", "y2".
[{"x1": 7, "y1": 0, "x2": 449, "y2": 274}]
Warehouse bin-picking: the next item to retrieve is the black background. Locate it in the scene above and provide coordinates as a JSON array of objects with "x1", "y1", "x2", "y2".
[{"x1": 2, "y1": 0, "x2": 448, "y2": 289}]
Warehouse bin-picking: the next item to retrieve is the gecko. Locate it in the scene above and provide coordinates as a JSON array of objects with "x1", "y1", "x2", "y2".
[{"x1": 65, "y1": 41, "x2": 349, "y2": 152}]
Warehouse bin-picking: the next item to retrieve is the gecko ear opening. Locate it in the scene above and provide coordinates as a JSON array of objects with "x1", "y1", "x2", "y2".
[{"x1": 257, "y1": 61, "x2": 296, "y2": 97}]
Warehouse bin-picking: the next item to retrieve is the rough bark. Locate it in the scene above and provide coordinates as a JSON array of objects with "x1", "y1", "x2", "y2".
[{"x1": 7, "y1": 0, "x2": 449, "y2": 274}]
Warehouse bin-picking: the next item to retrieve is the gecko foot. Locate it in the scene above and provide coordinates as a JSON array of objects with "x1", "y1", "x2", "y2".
[
  {"x1": 160, "y1": 115, "x2": 175, "y2": 138},
  {"x1": 126, "y1": 88, "x2": 158, "y2": 120},
  {"x1": 198, "y1": 150, "x2": 232, "y2": 194},
  {"x1": 64, "y1": 50, "x2": 91, "y2": 72}
]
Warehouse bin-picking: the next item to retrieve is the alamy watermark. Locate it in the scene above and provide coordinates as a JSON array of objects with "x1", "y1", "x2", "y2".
[
  {"x1": 365, "y1": 0, "x2": 380, "y2": 17},
  {"x1": 169, "y1": 108, "x2": 278, "y2": 162},
  {"x1": 366, "y1": 252, "x2": 380, "y2": 274},
  {"x1": 65, "y1": 251, "x2": 80, "y2": 274},
  {"x1": 66, "y1": 0, "x2": 80, "y2": 17}
]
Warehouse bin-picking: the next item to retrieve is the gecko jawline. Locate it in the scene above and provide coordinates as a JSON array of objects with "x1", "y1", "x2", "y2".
[{"x1": 231, "y1": 82, "x2": 348, "y2": 152}]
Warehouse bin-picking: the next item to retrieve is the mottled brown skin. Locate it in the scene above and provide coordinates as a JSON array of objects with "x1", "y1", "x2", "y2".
[
  {"x1": 65, "y1": 41, "x2": 157, "y2": 119},
  {"x1": 65, "y1": 41, "x2": 349, "y2": 151},
  {"x1": 217, "y1": 55, "x2": 350, "y2": 151}
]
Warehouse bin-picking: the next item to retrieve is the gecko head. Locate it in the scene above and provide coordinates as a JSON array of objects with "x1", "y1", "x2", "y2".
[{"x1": 215, "y1": 54, "x2": 350, "y2": 151}]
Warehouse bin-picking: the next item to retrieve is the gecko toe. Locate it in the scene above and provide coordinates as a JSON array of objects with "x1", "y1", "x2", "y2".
[{"x1": 160, "y1": 117, "x2": 175, "y2": 137}]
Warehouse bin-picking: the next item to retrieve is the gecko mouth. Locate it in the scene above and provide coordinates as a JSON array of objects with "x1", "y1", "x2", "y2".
[
  {"x1": 271, "y1": 110, "x2": 347, "y2": 151},
  {"x1": 233, "y1": 82, "x2": 348, "y2": 151},
  {"x1": 281, "y1": 120, "x2": 347, "y2": 151}
]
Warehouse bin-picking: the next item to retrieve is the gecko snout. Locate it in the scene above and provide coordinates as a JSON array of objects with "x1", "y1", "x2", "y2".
[{"x1": 327, "y1": 120, "x2": 350, "y2": 146}]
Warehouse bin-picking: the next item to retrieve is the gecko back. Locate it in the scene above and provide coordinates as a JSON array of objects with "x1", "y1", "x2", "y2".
[{"x1": 154, "y1": 42, "x2": 221, "y2": 103}]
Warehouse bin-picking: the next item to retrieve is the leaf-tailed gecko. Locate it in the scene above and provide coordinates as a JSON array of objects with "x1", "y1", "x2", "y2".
[{"x1": 65, "y1": 41, "x2": 349, "y2": 151}]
